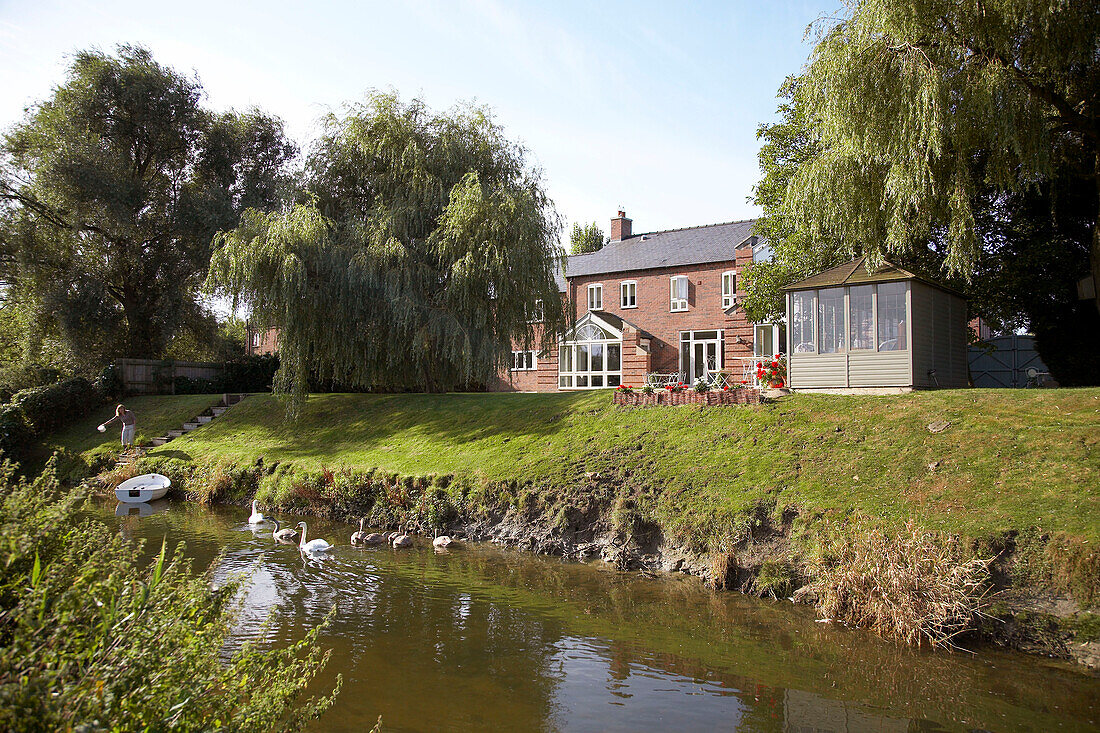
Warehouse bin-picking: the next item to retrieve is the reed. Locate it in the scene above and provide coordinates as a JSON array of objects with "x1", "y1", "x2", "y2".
[{"x1": 808, "y1": 519, "x2": 993, "y2": 648}]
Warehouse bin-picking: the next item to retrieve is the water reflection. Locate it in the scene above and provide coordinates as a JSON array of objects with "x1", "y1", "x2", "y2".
[{"x1": 89, "y1": 500, "x2": 1100, "y2": 733}]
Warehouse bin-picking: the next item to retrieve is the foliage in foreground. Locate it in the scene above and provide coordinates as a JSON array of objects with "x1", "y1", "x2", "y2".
[
  {"x1": 805, "y1": 519, "x2": 993, "y2": 648},
  {"x1": 0, "y1": 461, "x2": 340, "y2": 731}
]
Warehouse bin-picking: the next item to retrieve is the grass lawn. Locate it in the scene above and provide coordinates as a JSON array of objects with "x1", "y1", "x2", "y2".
[
  {"x1": 148, "y1": 388, "x2": 1100, "y2": 542},
  {"x1": 42, "y1": 394, "x2": 223, "y2": 469}
]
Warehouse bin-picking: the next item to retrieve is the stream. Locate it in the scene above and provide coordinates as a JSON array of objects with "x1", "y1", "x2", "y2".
[{"x1": 97, "y1": 499, "x2": 1099, "y2": 732}]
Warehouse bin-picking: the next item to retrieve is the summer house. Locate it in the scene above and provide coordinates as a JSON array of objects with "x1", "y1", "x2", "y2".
[{"x1": 782, "y1": 257, "x2": 968, "y2": 392}]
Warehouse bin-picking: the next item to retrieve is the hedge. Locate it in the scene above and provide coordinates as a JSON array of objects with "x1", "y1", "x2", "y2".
[{"x1": 0, "y1": 377, "x2": 106, "y2": 463}]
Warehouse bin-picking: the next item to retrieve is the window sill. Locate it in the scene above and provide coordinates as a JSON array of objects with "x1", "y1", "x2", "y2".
[{"x1": 621, "y1": 304, "x2": 638, "y2": 309}]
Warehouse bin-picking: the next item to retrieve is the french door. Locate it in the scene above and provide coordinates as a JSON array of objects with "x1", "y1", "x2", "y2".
[{"x1": 679, "y1": 330, "x2": 723, "y2": 380}]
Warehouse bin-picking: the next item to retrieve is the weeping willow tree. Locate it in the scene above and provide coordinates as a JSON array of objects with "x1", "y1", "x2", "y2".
[
  {"x1": 207, "y1": 93, "x2": 565, "y2": 410},
  {"x1": 777, "y1": 0, "x2": 1099, "y2": 307}
]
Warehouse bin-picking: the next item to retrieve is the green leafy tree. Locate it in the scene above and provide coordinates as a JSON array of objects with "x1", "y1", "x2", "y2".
[
  {"x1": 207, "y1": 92, "x2": 566, "y2": 410},
  {"x1": 0, "y1": 45, "x2": 296, "y2": 363},
  {"x1": 569, "y1": 221, "x2": 605, "y2": 255},
  {"x1": 777, "y1": 0, "x2": 1099, "y2": 312},
  {"x1": 0, "y1": 460, "x2": 340, "y2": 730}
]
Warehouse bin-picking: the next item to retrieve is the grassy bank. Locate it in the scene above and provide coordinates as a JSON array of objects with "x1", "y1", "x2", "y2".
[
  {"x1": 123, "y1": 388, "x2": 1099, "y2": 542},
  {"x1": 42, "y1": 394, "x2": 221, "y2": 477}
]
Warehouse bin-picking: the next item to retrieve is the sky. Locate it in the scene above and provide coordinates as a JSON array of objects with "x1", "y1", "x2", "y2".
[{"x1": 0, "y1": 0, "x2": 841, "y2": 238}]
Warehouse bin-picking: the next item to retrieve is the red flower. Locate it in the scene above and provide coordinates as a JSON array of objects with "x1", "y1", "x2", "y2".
[{"x1": 741, "y1": 379, "x2": 748, "y2": 384}]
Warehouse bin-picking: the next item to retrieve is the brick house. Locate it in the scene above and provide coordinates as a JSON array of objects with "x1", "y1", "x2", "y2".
[{"x1": 492, "y1": 211, "x2": 783, "y2": 392}]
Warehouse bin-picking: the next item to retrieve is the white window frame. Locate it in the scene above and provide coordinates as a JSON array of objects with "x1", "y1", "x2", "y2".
[
  {"x1": 587, "y1": 284, "x2": 603, "y2": 311},
  {"x1": 722, "y1": 271, "x2": 736, "y2": 308},
  {"x1": 620, "y1": 280, "x2": 637, "y2": 309},
  {"x1": 679, "y1": 329, "x2": 724, "y2": 381},
  {"x1": 510, "y1": 350, "x2": 537, "y2": 371},
  {"x1": 250, "y1": 331, "x2": 261, "y2": 348},
  {"x1": 670, "y1": 276, "x2": 689, "y2": 312}
]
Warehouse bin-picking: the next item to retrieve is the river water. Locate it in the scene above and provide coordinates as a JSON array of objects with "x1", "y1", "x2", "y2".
[{"x1": 98, "y1": 500, "x2": 1099, "y2": 733}]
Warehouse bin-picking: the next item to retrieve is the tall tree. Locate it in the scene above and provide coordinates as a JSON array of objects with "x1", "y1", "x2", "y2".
[
  {"x1": 779, "y1": 0, "x2": 1099, "y2": 312},
  {"x1": 0, "y1": 45, "x2": 296, "y2": 362},
  {"x1": 569, "y1": 221, "x2": 605, "y2": 255},
  {"x1": 207, "y1": 93, "x2": 566, "y2": 410}
]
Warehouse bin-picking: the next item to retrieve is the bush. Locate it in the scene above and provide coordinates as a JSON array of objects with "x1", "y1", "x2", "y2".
[
  {"x1": 0, "y1": 405, "x2": 32, "y2": 461},
  {"x1": 92, "y1": 363, "x2": 125, "y2": 401},
  {"x1": 0, "y1": 460, "x2": 340, "y2": 730},
  {"x1": 174, "y1": 374, "x2": 226, "y2": 394},
  {"x1": 225, "y1": 354, "x2": 279, "y2": 392},
  {"x1": 11, "y1": 377, "x2": 101, "y2": 437},
  {"x1": 0, "y1": 365, "x2": 61, "y2": 403}
]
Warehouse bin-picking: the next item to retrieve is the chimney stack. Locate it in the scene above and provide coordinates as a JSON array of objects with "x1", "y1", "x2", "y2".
[{"x1": 610, "y1": 210, "x2": 632, "y2": 242}]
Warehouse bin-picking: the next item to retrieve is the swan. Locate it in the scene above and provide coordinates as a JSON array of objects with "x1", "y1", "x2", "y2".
[
  {"x1": 296, "y1": 522, "x2": 334, "y2": 553},
  {"x1": 433, "y1": 535, "x2": 458, "y2": 549},
  {"x1": 387, "y1": 531, "x2": 401, "y2": 544},
  {"x1": 271, "y1": 519, "x2": 298, "y2": 543},
  {"x1": 248, "y1": 500, "x2": 266, "y2": 524},
  {"x1": 392, "y1": 533, "x2": 413, "y2": 548},
  {"x1": 351, "y1": 518, "x2": 369, "y2": 545},
  {"x1": 362, "y1": 532, "x2": 387, "y2": 545}
]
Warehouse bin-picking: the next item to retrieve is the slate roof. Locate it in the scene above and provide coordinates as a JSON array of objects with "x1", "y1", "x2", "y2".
[
  {"x1": 782, "y1": 256, "x2": 965, "y2": 297},
  {"x1": 564, "y1": 219, "x2": 758, "y2": 279}
]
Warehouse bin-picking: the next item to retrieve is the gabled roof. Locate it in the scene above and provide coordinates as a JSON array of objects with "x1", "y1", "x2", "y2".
[
  {"x1": 782, "y1": 256, "x2": 965, "y2": 297},
  {"x1": 565, "y1": 219, "x2": 758, "y2": 279},
  {"x1": 561, "y1": 310, "x2": 651, "y2": 341}
]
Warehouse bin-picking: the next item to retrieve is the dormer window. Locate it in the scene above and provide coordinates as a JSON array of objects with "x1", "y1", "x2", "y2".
[{"x1": 722, "y1": 271, "x2": 736, "y2": 308}]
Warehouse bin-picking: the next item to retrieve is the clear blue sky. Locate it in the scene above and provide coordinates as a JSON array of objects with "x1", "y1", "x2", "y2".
[{"x1": 0, "y1": 0, "x2": 840, "y2": 238}]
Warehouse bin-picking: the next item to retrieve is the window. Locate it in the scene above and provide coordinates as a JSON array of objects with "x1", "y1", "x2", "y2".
[
  {"x1": 722, "y1": 271, "x2": 736, "y2": 308},
  {"x1": 558, "y1": 322, "x2": 621, "y2": 389},
  {"x1": 670, "y1": 276, "x2": 689, "y2": 311},
  {"x1": 791, "y1": 291, "x2": 815, "y2": 353},
  {"x1": 527, "y1": 299, "x2": 544, "y2": 323},
  {"x1": 511, "y1": 351, "x2": 536, "y2": 371},
  {"x1": 877, "y1": 282, "x2": 907, "y2": 351},
  {"x1": 250, "y1": 331, "x2": 261, "y2": 348},
  {"x1": 817, "y1": 288, "x2": 846, "y2": 353},
  {"x1": 587, "y1": 284, "x2": 603, "y2": 311},
  {"x1": 849, "y1": 285, "x2": 874, "y2": 350},
  {"x1": 620, "y1": 281, "x2": 637, "y2": 308}
]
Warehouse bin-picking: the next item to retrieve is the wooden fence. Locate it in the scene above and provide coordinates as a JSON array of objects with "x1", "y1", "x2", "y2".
[{"x1": 116, "y1": 358, "x2": 225, "y2": 395}]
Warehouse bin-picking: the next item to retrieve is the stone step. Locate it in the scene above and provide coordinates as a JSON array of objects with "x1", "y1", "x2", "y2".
[
  {"x1": 182, "y1": 422, "x2": 200, "y2": 431},
  {"x1": 150, "y1": 437, "x2": 170, "y2": 446},
  {"x1": 212, "y1": 407, "x2": 228, "y2": 416},
  {"x1": 197, "y1": 415, "x2": 213, "y2": 423},
  {"x1": 167, "y1": 429, "x2": 184, "y2": 438}
]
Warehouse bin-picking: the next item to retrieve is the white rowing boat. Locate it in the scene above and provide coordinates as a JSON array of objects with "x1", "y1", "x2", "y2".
[{"x1": 115, "y1": 473, "x2": 171, "y2": 503}]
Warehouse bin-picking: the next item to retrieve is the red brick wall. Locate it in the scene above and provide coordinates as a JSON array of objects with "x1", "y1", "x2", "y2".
[
  {"x1": 567, "y1": 255, "x2": 756, "y2": 376},
  {"x1": 247, "y1": 327, "x2": 279, "y2": 356}
]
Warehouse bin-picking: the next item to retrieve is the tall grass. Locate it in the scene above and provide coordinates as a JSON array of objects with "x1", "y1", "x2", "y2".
[{"x1": 807, "y1": 519, "x2": 993, "y2": 647}]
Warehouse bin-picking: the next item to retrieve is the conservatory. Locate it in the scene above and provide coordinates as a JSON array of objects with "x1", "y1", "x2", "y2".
[{"x1": 782, "y1": 257, "x2": 968, "y2": 391}]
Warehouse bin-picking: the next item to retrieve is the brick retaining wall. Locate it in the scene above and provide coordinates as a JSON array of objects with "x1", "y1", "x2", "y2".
[{"x1": 612, "y1": 388, "x2": 762, "y2": 407}]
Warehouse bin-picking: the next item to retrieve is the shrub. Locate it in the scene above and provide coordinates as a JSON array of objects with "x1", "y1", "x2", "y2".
[
  {"x1": 92, "y1": 363, "x2": 125, "y2": 401},
  {"x1": 11, "y1": 377, "x2": 101, "y2": 437},
  {"x1": 0, "y1": 405, "x2": 32, "y2": 461},
  {"x1": 640, "y1": 383, "x2": 655, "y2": 395},
  {"x1": 756, "y1": 356, "x2": 786, "y2": 388},
  {"x1": 0, "y1": 365, "x2": 61, "y2": 403},
  {"x1": 806, "y1": 519, "x2": 993, "y2": 647},
  {"x1": 174, "y1": 375, "x2": 226, "y2": 394},
  {"x1": 224, "y1": 354, "x2": 279, "y2": 392},
  {"x1": 693, "y1": 378, "x2": 710, "y2": 393},
  {"x1": 0, "y1": 460, "x2": 339, "y2": 730}
]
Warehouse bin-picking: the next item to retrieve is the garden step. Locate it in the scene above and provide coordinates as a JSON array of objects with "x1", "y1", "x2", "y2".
[
  {"x1": 211, "y1": 407, "x2": 228, "y2": 416},
  {"x1": 150, "y1": 437, "x2": 170, "y2": 446},
  {"x1": 182, "y1": 422, "x2": 200, "y2": 431},
  {"x1": 167, "y1": 429, "x2": 184, "y2": 438},
  {"x1": 197, "y1": 415, "x2": 213, "y2": 423}
]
